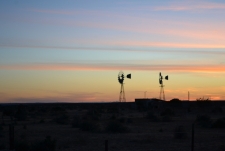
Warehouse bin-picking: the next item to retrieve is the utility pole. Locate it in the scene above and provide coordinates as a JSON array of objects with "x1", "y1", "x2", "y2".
[
  {"x1": 188, "y1": 91, "x2": 190, "y2": 101},
  {"x1": 144, "y1": 91, "x2": 147, "y2": 98}
]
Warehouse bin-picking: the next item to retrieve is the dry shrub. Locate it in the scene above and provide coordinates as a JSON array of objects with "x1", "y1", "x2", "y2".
[
  {"x1": 146, "y1": 111, "x2": 160, "y2": 122},
  {"x1": 105, "y1": 121, "x2": 130, "y2": 133},
  {"x1": 174, "y1": 125, "x2": 188, "y2": 139},
  {"x1": 86, "y1": 109, "x2": 101, "y2": 121},
  {"x1": 162, "y1": 115, "x2": 173, "y2": 122},
  {"x1": 15, "y1": 136, "x2": 56, "y2": 151},
  {"x1": 0, "y1": 124, "x2": 3, "y2": 137},
  {"x1": 80, "y1": 120, "x2": 100, "y2": 132},
  {"x1": 196, "y1": 115, "x2": 212, "y2": 128},
  {"x1": 71, "y1": 115, "x2": 82, "y2": 128},
  {"x1": 211, "y1": 117, "x2": 225, "y2": 128},
  {"x1": 31, "y1": 136, "x2": 56, "y2": 151},
  {"x1": 53, "y1": 114, "x2": 69, "y2": 125},
  {"x1": 15, "y1": 141, "x2": 29, "y2": 151},
  {"x1": 160, "y1": 108, "x2": 174, "y2": 116}
]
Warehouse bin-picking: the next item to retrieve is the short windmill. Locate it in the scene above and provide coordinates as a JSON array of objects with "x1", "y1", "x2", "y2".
[
  {"x1": 159, "y1": 72, "x2": 169, "y2": 101},
  {"x1": 118, "y1": 71, "x2": 131, "y2": 102}
]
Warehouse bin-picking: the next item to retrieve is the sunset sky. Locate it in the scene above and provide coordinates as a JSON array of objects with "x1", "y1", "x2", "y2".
[{"x1": 0, "y1": 0, "x2": 225, "y2": 103}]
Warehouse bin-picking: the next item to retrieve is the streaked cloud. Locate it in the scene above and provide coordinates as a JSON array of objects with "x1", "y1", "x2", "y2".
[
  {"x1": 51, "y1": 21, "x2": 225, "y2": 44},
  {"x1": 25, "y1": 7, "x2": 225, "y2": 45},
  {"x1": 5, "y1": 92, "x2": 106, "y2": 103},
  {"x1": 1, "y1": 63, "x2": 225, "y2": 73},
  {"x1": 30, "y1": 9, "x2": 77, "y2": 15},
  {"x1": 153, "y1": 1, "x2": 225, "y2": 11},
  {"x1": 2, "y1": 44, "x2": 225, "y2": 53},
  {"x1": 97, "y1": 41, "x2": 225, "y2": 49}
]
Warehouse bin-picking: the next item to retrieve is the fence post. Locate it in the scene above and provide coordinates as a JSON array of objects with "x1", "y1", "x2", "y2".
[
  {"x1": 105, "y1": 140, "x2": 108, "y2": 151},
  {"x1": 9, "y1": 124, "x2": 14, "y2": 150},
  {"x1": 191, "y1": 123, "x2": 195, "y2": 151}
]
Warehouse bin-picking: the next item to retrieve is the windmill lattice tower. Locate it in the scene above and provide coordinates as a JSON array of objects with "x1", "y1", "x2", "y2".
[
  {"x1": 118, "y1": 71, "x2": 131, "y2": 102},
  {"x1": 159, "y1": 72, "x2": 169, "y2": 101}
]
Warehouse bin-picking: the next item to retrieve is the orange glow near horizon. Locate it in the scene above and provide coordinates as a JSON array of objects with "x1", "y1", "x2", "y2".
[{"x1": 0, "y1": 69, "x2": 225, "y2": 103}]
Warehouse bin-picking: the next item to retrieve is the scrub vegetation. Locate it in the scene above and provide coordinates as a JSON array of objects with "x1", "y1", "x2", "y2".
[{"x1": 1, "y1": 101, "x2": 225, "y2": 151}]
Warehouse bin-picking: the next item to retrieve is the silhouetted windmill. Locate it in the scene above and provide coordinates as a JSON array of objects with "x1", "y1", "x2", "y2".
[
  {"x1": 159, "y1": 72, "x2": 168, "y2": 101},
  {"x1": 118, "y1": 71, "x2": 131, "y2": 102}
]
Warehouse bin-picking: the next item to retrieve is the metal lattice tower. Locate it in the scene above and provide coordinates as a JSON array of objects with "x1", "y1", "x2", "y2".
[
  {"x1": 159, "y1": 72, "x2": 168, "y2": 101},
  {"x1": 159, "y1": 83, "x2": 165, "y2": 101},
  {"x1": 118, "y1": 71, "x2": 131, "y2": 102},
  {"x1": 119, "y1": 82, "x2": 126, "y2": 102}
]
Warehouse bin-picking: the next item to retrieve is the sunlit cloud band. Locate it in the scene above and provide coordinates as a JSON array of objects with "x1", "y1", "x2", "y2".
[{"x1": 1, "y1": 63, "x2": 225, "y2": 73}]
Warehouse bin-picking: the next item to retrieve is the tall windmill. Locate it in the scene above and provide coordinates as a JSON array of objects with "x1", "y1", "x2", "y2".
[
  {"x1": 159, "y1": 72, "x2": 168, "y2": 101},
  {"x1": 118, "y1": 71, "x2": 131, "y2": 102}
]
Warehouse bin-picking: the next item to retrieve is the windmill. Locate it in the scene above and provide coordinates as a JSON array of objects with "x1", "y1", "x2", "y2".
[
  {"x1": 159, "y1": 72, "x2": 168, "y2": 101},
  {"x1": 118, "y1": 71, "x2": 131, "y2": 102}
]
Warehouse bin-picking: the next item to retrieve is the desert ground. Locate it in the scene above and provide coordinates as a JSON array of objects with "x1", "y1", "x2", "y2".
[{"x1": 1, "y1": 100, "x2": 225, "y2": 151}]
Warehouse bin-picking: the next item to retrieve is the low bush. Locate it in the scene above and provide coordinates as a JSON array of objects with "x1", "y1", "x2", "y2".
[
  {"x1": 196, "y1": 115, "x2": 212, "y2": 128},
  {"x1": 105, "y1": 121, "x2": 129, "y2": 133},
  {"x1": 211, "y1": 106, "x2": 223, "y2": 114},
  {"x1": 127, "y1": 118, "x2": 133, "y2": 123},
  {"x1": 169, "y1": 98, "x2": 182, "y2": 107},
  {"x1": 219, "y1": 144, "x2": 225, "y2": 151},
  {"x1": 162, "y1": 115, "x2": 173, "y2": 122},
  {"x1": 160, "y1": 108, "x2": 174, "y2": 116},
  {"x1": 170, "y1": 98, "x2": 181, "y2": 102},
  {"x1": 15, "y1": 141, "x2": 29, "y2": 151},
  {"x1": 53, "y1": 114, "x2": 69, "y2": 125},
  {"x1": 15, "y1": 136, "x2": 57, "y2": 151},
  {"x1": 174, "y1": 125, "x2": 187, "y2": 139},
  {"x1": 31, "y1": 136, "x2": 56, "y2": 151},
  {"x1": 0, "y1": 124, "x2": 3, "y2": 137},
  {"x1": 146, "y1": 111, "x2": 160, "y2": 122},
  {"x1": 86, "y1": 109, "x2": 101, "y2": 121},
  {"x1": 110, "y1": 114, "x2": 117, "y2": 120},
  {"x1": 51, "y1": 106, "x2": 65, "y2": 112},
  {"x1": 0, "y1": 142, "x2": 5, "y2": 150},
  {"x1": 71, "y1": 115, "x2": 82, "y2": 128},
  {"x1": 80, "y1": 120, "x2": 100, "y2": 132},
  {"x1": 158, "y1": 128, "x2": 163, "y2": 132},
  {"x1": 15, "y1": 105, "x2": 27, "y2": 121},
  {"x1": 118, "y1": 117, "x2": 126, "y2": 123},
  {"x1": 211, "y1": 117, "x2": 225, "y2": 128},
  {"x1": 39, "y1": 119, "x2": 45, "y2": 124}
]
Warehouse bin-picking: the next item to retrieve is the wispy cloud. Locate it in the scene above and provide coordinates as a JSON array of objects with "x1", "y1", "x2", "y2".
[
  {"x1": 2, "y1": 43, "x2": 225, "y2": 52},
  {"x1": 25, "y1": 7, "x2": 225, "y2": 44},
  {"x1": 1, "y1": 63, "x2": 225, "y2": 73},
  {"x1": 30, "y1": 9, "x2": 76, "y2": 15},
  {"x1": 5, "y1": 92, "x2": 106, "y2": 103},
  {"x1": 101, "y1": 41, "x2": 225, "y2": 49},
  {"x1": 58, "y1": 21, "x2": 225, "y2": 44},
  {"x1": 153, "y1": 1, "x2": 225, "y2": 11},
  {"x1": 4, "y1": 39, "x2": 225, "y2": 49},
  {"x1": 29, "y1": 8, "x2": 110, "y2": 16}
]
